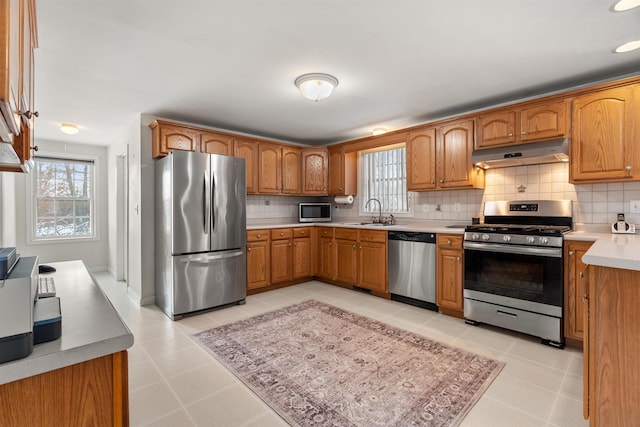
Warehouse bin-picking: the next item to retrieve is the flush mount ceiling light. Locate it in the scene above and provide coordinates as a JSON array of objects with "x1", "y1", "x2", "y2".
[
  {"x1": 614, "y1": 40, "x2": 640, "y2": 53},
  {"x1": 294, "y1": 73, "x2": 339, "y2": 102},
  {"x1": 372, "y1": 128, "x2": 387, "y2": 136},
  {"x1": 60, "y1": 123, "x2": 79, "y2": 134},
  {"x1": 612, "y1": 0, "x2": 640, "y2": 11}
]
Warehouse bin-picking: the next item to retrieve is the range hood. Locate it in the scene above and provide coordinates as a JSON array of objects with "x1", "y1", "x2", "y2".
[{"x1": 472, "y1": 139, "x2": 569, "y2": 169}]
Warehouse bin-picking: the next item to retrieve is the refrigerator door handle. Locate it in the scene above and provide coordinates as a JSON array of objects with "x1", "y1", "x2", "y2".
[
  {"x1": 179, "y1": 250, "x2": 244, "y2": 263},
  {"x1": 211, "y1": 170, "x2": 216, "y2": 232},
  {"x1": 203, "y1": 171, "x2": 210, "y2": 235}
]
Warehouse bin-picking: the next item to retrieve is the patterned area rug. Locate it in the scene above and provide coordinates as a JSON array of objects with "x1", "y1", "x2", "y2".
[{"x1": 192, "y1": 300, "x2": 504, "y2": 426}]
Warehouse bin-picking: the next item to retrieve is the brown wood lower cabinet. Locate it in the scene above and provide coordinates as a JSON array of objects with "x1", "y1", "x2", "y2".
[
  {"x1": 292, "y1": 227, "x2": 312, "y2": 279},
  {"x1": 564, "y1": 240, "x2": 593, "y2": 347},
  {"x1": 247, "y1": 229, "x2": 270, "y2": 290},
  {"x1": 333, "y1": 228, "x2": 388, "y2": 295},
  {"x1": 436, "y1": 234, "x2": 464, "y2": 317},
  {"x1": 0, "y1": 351, "x2": 128, "y2": 427},
  {"x1": 584, "y1": 266, "x2": 640, "y2": 426},
  {"x1": 317, "y1": 227, "x2": 336, "y2": 280}
]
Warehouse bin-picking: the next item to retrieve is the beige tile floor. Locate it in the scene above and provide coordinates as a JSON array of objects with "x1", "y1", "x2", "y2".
[{"x1": 94, "y1": 273, "x2": 589, "y2": 427}]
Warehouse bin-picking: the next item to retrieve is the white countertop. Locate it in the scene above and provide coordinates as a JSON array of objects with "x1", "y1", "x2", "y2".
[
  {"x1": 247, "y1": 219, "x2": 467, "y2": 234},
  {"x1": 0, "y1": 260, "x2": 134, "y2": 385},
  {"x1": 581, "y1": 233, "x2": 640, "y2": 271}
]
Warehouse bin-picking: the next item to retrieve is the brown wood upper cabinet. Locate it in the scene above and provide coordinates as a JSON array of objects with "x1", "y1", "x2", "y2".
[
  {"x1": 570, "y1": 84, "x2": 639, "y2": 183},
  {"x1": 200, "y1": 130, "x2": 234, "y2": 156},
  {"x1": 301, "y1": 148, "x2": 328, "y2": 195},
  {"x1": 258, "y1": 143, "x2": 302, "y2": 195},
  {"x1": 437, "y1": 120, "x2": 484, "y2": 190},
  {"x1": 407, "y1": 121, "x2": 483, "y2": 191},
  {"x1": 234, "y1": 138, "x2": 259, "y2": 194},
  {"x1": 151, "y1": 120, "x2": 200, "y2": 158},
  {"x1": 475, "y1": 100, "x2": 568, "y2": 149},
  {"x1": 328, "y1": 145, "x2": 357, "y2": 196},
  {"x1": 406, "y1": 127, "x2": 437, "y2": 191},
  {"x1": 0, "y1": 0, "x2": 38, "y2": 173}
]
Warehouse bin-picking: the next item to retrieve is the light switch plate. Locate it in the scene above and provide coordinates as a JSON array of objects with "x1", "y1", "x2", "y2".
[{"x1": 630, "y1": 200, "x2": 640, "y2": 213}]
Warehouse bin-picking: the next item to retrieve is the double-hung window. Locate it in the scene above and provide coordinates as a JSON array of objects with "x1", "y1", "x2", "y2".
[
  {"x1": 360, "y1": 144, "x2": 409, "y2": 215},
  {"x1": 32, "y1": 156, "x2": 96, "y2": 240}
]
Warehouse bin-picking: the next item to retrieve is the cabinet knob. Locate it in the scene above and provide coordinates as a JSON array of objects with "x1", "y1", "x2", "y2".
[
  {"x1": 521, "y1": 131, "x2": 526, "y2": 135},
  {"x1": 579, "y1": 272, "x2": 584, "y2": 279},
  {"x1": 626, "y1": 165, "x2": 632, "y2": 174},
  {"x1": 280, "y1": 232, "x2": 284, "y2": 236},
  {"x1": 569, "y1": 251, "x2": 574, "y2": 256},
  {"x1": 257, "y1": 234, "x2": 261, "y2": 239},
  {"x1": 508, "y1": 133, "x2": 513, "y2": 137},
  {"x1": 439, "y1": 179, "x2": 444, "y2": 183},
  {"x1": 582, "y1": 293, "x2": 588, "y2": 303},
  {"x1": 456, "y1": 256, "x2": 461, "y2": 261},
  {"x1": 289, "y1": 243, "x2": 292, "y2": 247},
  {"x1": 248, "y1": 247, "x2": 251, "y2": 252},
  {"x1": 447, "y1": 239, "x2": 452, "y2": 245},
  {"x1": 352, "y1": 244, "x2": 356, "y2": 249},
  {"x1": 359, "y1": 246, "x2": 362, "y2": 250},
  {"x1": 22, "y1": 110, "x2": 39, "y2": 119},
  {"x1": 329, "y1": 242, "x2": 332, "y2": 246},
  {"x1": 31, "y1": 145, "x2": 38, "y2": 152},
  {"x1": 301, "y1": 231, "x2": 305, "y2": 235}
]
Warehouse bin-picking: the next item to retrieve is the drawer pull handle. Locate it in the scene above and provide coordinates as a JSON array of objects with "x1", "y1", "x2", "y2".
[{"x1": 497, "y1": 310, "x2": 518, "y2": 318}]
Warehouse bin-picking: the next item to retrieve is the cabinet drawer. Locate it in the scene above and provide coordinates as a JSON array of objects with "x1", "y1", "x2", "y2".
[
  {"x1": 247, "y1": 229, "x2": 269, "y2": 242},
  {"x1": 335, "y1": 228, "x2": 358, "y2": 240},
  {"x1": 271, "y1": 228, "x2": 293, "y2": 240},
  {"x1": 318, "y1": 227, "x2": 334, "y2": 238},
  {"x1": 358, "y1": 229, "x2": 387, "y2": 243},
  {"x1": 293, "y1": 227, "x2": 311, "y2": 238},
  {"x1": 437, "y1": 234, "x2": 463, "y2": 249}
]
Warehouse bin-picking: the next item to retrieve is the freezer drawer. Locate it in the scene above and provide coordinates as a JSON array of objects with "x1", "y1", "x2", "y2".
[{"x1": 170, "y1": 250, "x2": 246, "y2": 318}]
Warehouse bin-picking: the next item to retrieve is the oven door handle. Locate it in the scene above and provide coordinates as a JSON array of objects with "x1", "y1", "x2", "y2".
[{"x1": 463, "y1": 241, "x2": 562, "y2": 258}]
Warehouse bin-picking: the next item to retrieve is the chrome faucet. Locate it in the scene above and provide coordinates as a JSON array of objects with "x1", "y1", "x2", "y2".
[{"x1": 365, "y1": 198, "x2": 383, "y2": 223}]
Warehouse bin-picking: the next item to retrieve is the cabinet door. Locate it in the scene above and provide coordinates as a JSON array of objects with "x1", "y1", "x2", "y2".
[
  {"x1": 259, "y1": 143, "x2": 282, "y2": 194},
  {"x1": 200, "y1": 131, "x2": 234, "y2": 156},
  {"x1": 293, "y1": 237, "x2": 311, "y2": 279},
  {"x1": 247, "y1": 241, "x2": 269, "y2": 290},
  {"x1": 437, "y1": 120, "x2": 480, "y2": 189},
  {"x1": 571, "y1": 85, "x2": 637, "y2": 183},
  {"x1": 335, "y1": 238, "x2": 358, "y2": 284},
  {"x1": 234, "y1": 139, "x2": 259, "y2": 194},
  {"x1": 159, "y1": 123, "x2": 199, "y2": 154},
  {"x1": 328, "y1": 146, "x2": 357, "y2": 196},
  {"x1": 564, "y1": 241, "x2": 593, "y2": 342},
  {"x1": 436, "y1": 236, "x2": 463, "y2": 312},
  {"x1": 318, "y1": 236, "x2": 335, "y2": 280},
  {"x1": 0, "y1": 0, "x2": 22, "y2": 138},
  {"x1": 302, "y1": 149, "x2": 328, "y2": 195},
  {"x1": 406, "y1": 127, "x2": 437, "y2": 190},
  {"x1": 19, "y1": 0, "x2": 35, "y2": 129},
  {"x1": 358, "y1": 241, "x2": 387, "y2": 292},
  {"x1": 271, "y1": 239, "x2": 292, "y2": 283},
  {"x1": 520, "y1": 100, "x2": 567, "y2": 142},
  {"x1": 282, "y1": 147, "x2": 301, "y2": 195},
  {"x1": 475, "y1": 111, "x2": 516, "y2": 148}
]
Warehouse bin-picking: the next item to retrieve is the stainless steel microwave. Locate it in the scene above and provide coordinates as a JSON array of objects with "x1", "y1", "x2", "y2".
[{"x1": 299, "y1": 203, "x2": 332, "y2": 223}]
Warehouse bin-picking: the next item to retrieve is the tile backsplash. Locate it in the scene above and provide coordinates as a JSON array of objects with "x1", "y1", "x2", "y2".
[{"x1": 247, "y1": 163, "x2": 640, "y2": 226}]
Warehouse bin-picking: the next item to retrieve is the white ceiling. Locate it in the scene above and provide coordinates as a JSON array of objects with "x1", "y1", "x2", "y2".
[{"x1": 34, "y1": 0, "x2": 640, "y2": 147}]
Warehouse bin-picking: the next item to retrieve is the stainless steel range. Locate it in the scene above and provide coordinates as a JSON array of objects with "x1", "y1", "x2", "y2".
[{"x1": 463, "y1": 200, "x2": 572, "y2": 348}]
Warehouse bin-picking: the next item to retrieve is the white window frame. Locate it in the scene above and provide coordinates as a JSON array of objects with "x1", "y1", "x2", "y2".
[
  {"x1": 27, "y1": 152, "x2": 100, "y2": 245},
  {"x1": 358, "y1": 143, "x2": 412, "y2": 218}
]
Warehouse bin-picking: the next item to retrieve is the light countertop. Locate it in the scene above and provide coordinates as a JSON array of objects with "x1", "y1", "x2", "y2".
[
  {"x1": 247, "y1": 219, "x2": 467, "y2": 234},
  {"x1": 0, "y1": 260, "x2": 134, "y2": 385}
]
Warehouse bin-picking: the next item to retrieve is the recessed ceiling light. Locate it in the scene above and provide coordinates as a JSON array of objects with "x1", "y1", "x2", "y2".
[
  {"x1": 294, "y1": 73, "x2": 339, "y2": 102},
  {"x1": 612, "y1": 0, "x2": 640, "y2": 11},
  {"x1": 372, "y1": 128, "x2": 387, "y2": 136},
  {"x1": 614, "y1": 40, "x2": 640, "y2": 53},
  {"x1": 60, "y1": 123, "x2": 79, "y2": 134}
]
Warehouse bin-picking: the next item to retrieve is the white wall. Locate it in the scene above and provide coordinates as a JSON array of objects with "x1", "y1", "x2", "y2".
[{"x1": 8, "y1": 139, "x2": 109, "y2": 271}]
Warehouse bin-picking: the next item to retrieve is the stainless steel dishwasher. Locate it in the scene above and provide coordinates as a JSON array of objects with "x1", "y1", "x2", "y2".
[{"x1": 388, "y1": 231, "x2": 437, "y2": 311}]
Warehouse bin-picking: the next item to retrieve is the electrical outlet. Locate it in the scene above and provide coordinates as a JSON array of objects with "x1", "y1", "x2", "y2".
[
  {"x1": 422, "y1": 203, "x2": 429, "y2": 212},
  {"x1": 248, "y1": 205, "x2": 255, "y2": 214},
  {"x1": 454, "y1": 202, "x2": 461, "y2": 212},
  {"x1": 631, "y1": 200, "x2": 640, "y2": 213}
]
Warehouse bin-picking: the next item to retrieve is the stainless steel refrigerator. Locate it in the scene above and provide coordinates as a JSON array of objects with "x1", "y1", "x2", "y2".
[{"x1": 155, "y1": 150, "x2": 247, "y2": 320}]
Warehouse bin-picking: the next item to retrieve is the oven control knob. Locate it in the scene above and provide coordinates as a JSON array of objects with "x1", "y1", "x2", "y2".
[
  {"x1": 472, "y1": 233, "x2": 480, "y2": 240},
  {"x1": 481, "y1": 234, "x2": 490, "y2": 241},
  {"x1": 539, "y1": 237, "x2": 549, "y2": 245},
  {"x1": 527, "y1": 236, "x2": 536, "y2": 244},
  {"x1": 503, "y1": 235, "x2": 511, "y2": 242}
]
